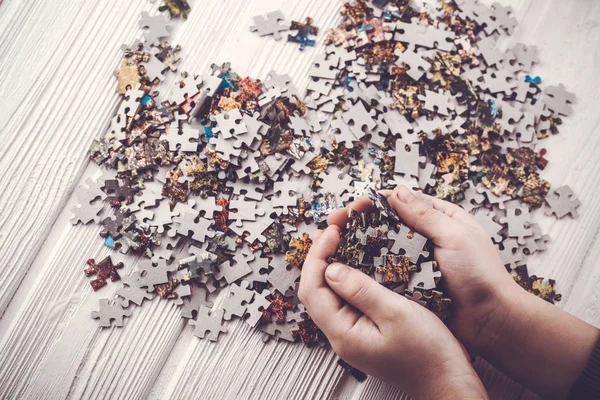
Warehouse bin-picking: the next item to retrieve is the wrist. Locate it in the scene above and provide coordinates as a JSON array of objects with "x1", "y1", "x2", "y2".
[
  {"x1": 413, "y1": 358, "x2": 487, "y2": 400},
  {"x1": 470, "y1": 280, "x2": 525, "y2": 357}
]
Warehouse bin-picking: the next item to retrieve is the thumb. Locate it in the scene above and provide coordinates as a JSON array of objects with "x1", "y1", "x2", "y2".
[
  {"x1": 325, "y1": 262, "x2": 404, "y2": 324},
  {"x1": 389, "y1": 186, "x2": 457, "y2": 246}
]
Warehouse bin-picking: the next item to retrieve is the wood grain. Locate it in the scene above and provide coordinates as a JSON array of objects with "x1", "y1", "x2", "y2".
[{"x1": 0, "y1": 0, "x2": 598, "y2": 399}]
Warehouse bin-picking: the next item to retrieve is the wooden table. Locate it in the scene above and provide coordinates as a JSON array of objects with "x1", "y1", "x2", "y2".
[{"x1": 1, "y1": 0, "x2": 599, "y2": 398}]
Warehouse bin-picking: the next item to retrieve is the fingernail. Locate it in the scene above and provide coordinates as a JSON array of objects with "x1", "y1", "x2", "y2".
[
  {"x1": 326, "y1": 263, "x2": 346, "y2": 282},
  {"x1": 395, "y1": 186, "x2": 413, "y2": 203}
]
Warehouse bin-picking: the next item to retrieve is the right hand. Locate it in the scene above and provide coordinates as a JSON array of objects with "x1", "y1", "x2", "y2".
[{"x1": 327, "y1": 185, "x2": 521, "y2": 355}]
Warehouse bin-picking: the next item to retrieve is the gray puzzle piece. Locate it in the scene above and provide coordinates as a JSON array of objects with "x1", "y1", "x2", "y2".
[
  {"x1": 545, "y1": 185, "x2": 580, "y2": 218},
  {"x1": 222, "y1": 281, "x2": 254, "y2": 320},
  {"x1": 91, "y1": 298, "x2": 132, "y2": 327},
  {"x1": 250, "y1": 11, "x2": 289, "y2": 40},
  {"x1": 116, "y1": 275, "x2": 154, "y2": 307},
  {"x1": 188, "y1": 306, "x2": 228, "y2": 341}
]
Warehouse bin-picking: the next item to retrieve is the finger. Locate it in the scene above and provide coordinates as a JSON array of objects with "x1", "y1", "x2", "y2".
[
  {"x1": 417, "y1": 192, "x2": 474, "y2": 222},
  {"x1": 311, "y1": 229, "x2": 324, "y2": 244},
  {"x1": 299, "y1": 226, "x2": 360, "y2": 334},
  {"x1": 325, "y1": 262, "x2": 404, "y2": 325},
  {"x1": 390, "y1": 186, "x2": 459, "y2": 245}
]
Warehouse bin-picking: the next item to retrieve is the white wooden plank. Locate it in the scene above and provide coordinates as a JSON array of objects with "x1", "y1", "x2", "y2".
[{"x1": 0, "y1": 0, "x2": 157, "y2": 316}]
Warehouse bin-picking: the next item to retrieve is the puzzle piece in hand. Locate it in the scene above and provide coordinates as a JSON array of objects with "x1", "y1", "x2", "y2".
[
  {"x1": 91, "y1": 298, "x2": 132, "y2": 327},
  {"x1": 389, "y1": 140, "x2": 425, "y2": 178},
  {"x1": 84, "y1": 256, "x2": 124, "y2": 291},
  {"x1": 545, "y1": 185, "x2": 580, "y2": 218},
  {"x1": 116, "y1": 275, "x2": 154, "y2": 307},
  {"x1": 188, "y1": 306, "x2": 227, "y2": 341},
  {"x1": 139, "y1": 12, "x2": 171, "y2": 45},
  {"x1": 250, "y1": 10, "x2": 289, "y2": 40},
  {"x1": 222, "y1": 281, "x2": 254, "y2": 320},
  {"x1": 288, "y1": 17, "x2": 318, "y2": 50},
  {"x1": 386, "y1": 225, "x2": 429, "y2": 262},
  {"x1": 407, "y1": 260, "x2": 441, "y2": 291},
  {"x1": 500, "y1": 208, "x2": 533, "y2": 245}
]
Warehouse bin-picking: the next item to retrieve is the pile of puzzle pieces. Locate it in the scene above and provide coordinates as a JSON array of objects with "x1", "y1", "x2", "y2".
[{"x1": 71, "y1": 0, "x2": 580, "y2": 348}]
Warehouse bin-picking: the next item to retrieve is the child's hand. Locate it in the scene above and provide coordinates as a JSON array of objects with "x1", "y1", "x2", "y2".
[
  {"x1": 327, "y1": 186, "x2": 519, "y2": 355},
  {"x1": 298, "y1": 223, "x2": 488, "y2": 399}
]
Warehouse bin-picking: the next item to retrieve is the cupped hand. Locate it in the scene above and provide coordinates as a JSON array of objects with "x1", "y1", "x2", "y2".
[
  {"x1": 327, "y1": 186, "x2": 521, "y2": 356},
  {"x1": 298, "y1": 209, "x2": 488, "y2": 399}
]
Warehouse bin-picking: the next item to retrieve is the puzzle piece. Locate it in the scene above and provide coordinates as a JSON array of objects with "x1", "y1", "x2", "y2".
[
  {"x1": 228, "y1": 198, "x2": 266, "y2": 227},
  {"x1": 474, "y1": 210, "x2": 504, "y2": 243},
  {"x1": 135, "y1": 258, "x2": 178, "y2": 292},
  {"x1": 267, "y1": 255, "x2": 301, "y2": 294},
  {"x1": 91, "y1": 298, "x2": 132, "y2": 327},
  {"x1": 418, "y1": 89, "x2": 454, "y2": 116},
  {"x1": 495, "y1": 238, "x2": 523, "y2": 270},
  {"x1": 84, "y1": 256, "x2": 124, "y2": 291},
  {"x1": 188, "y1": 306, "x2": 228, "y2": 341},
  {"x1": 394, "y1": 47, "x2": 430, "y2": 81},
  {"x1": 222, "y1": 281, "x2": 254, "y2": 320},
  {"x1": 162, "y1": 125, "x2": 200, "y2": 152},
  {"x1": 214, "y1": 253, "x2": 253, "y2": 284},
  {"x1": 250, "y1": 10, "x2": 288, "y2": 40},
  {"x1": 386, "y1": 225, "x2": 429, "y2": 263},
  {"x1": 245, "y1": 289, "x2": 271, "y2": 327},
  {"x1": 341, "y1": 101, "x2": 377, "y2": 139},
  {"x1": 171, "y1": 212, "x2": 215, "y2": 242},
  {"x1": 545, "y1": 185, "x2": 580, "y2": 218},
  {"x1": 181, "y1": 284, "x2": 214, "y2": 319},
  {"x1": 212, "y1": 109, "x2": 248, "y2": 139},
  {"x1": 543, "y1": 84, "x2": 575, "y2": 116},
  {"x1": 500, "y1": 208, "x2": 533, "y2": 245},
  {"x1": 389, "y1": 140, "x2": 425, "y2": 178},
  {"x1": 139, "y1": 12, "x2": 171, "y2": 45},
  {"x1": 116, "y1": 275, "x2": 154, "y2": 307},
  {"x1": 407, "y1": 260, "x2": 441, "y2": 291},
  {"x1": 288, "y1": 17, "x2": 319, "y2": 50},
  {"x1": 394, "y1": 20, "x2": 455, "y2": 52}
]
